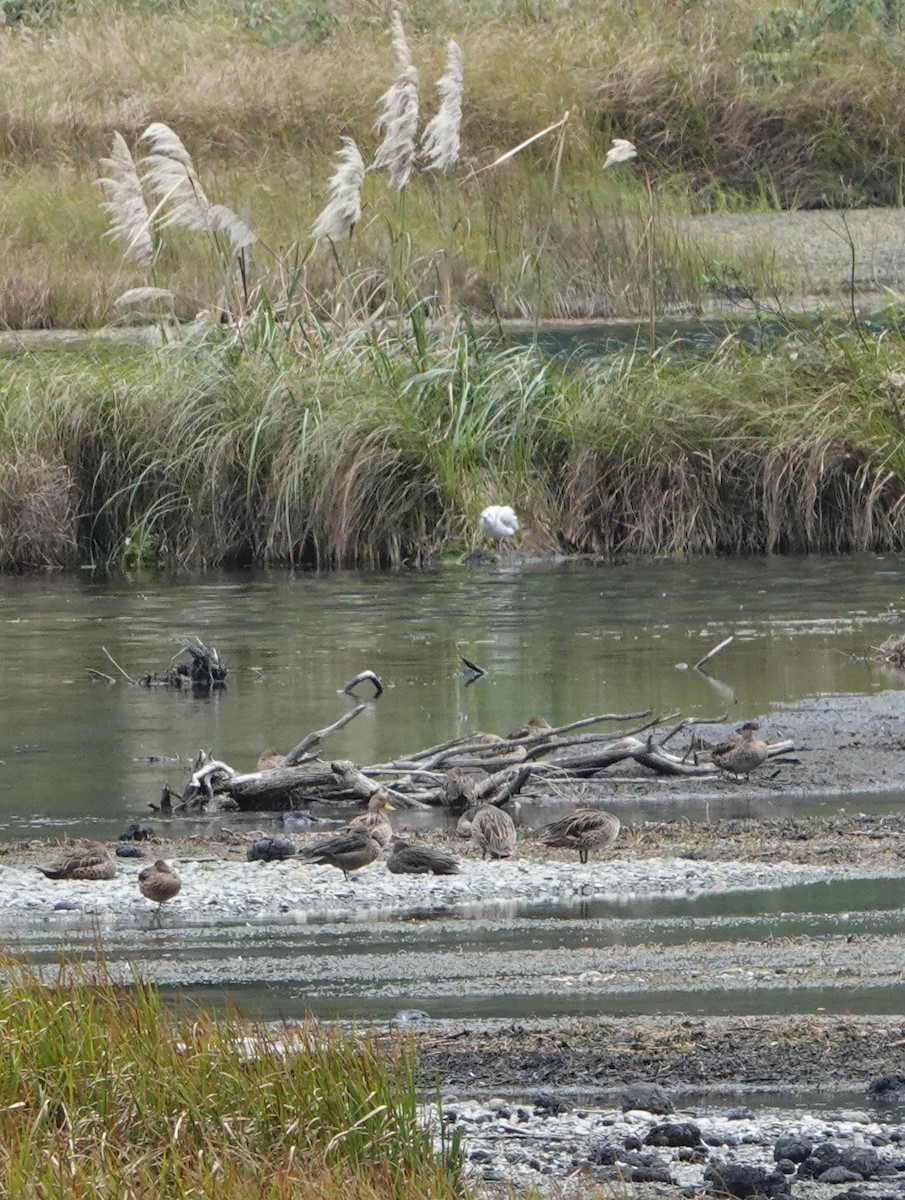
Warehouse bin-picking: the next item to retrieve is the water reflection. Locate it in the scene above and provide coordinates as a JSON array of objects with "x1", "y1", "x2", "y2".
[{"x1": 2, "y1": 555, "x2": 905, "y2": 837}]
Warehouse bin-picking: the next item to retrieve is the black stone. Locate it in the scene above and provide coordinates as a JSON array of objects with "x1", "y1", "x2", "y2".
[
  {"x1": 630, "y1": 1166, "x2": 673, "y2": 1184},
  {"x1": 531, "y1": 1091, "x2": 567, "y2": 1114},
  {"x1": 246, "y1": 836, "x2": 297, "y2": 862},
  {"x1": 704, "y1": 1160, "x2": 791, "y2": 1199},
  {"x1": 819, "y1": 1166, "x2": 862, "y2": 1184},
  {"x1": 119, "y1": 822, "x2": 153, "y2": 841},
  {"x1": 623, "y1": 1136, "x2": 642, "y2": 1151},
  {"x1": 867, "y1": 1074, "x2": 905, "y2": 1098},
  {"x1": 774, "y1": 1134, "x2": 813, "y2": 1163},
  {"x1": 840, "y1": 1148, "x2": 880, "y2": 1178},
  {"x1": 797, "y1": 1142, "x2": 841, "y2": 1179},
  {"x1": 115, "y1": 843, "x2": 145, "y2": 858},
  {"x1": 645, "y1": 1121, "x2": 703, "y2": 1149},
  {"x1": 621, "y1": 1083, "x2": 674, "y2": 1114},
  {"x1": 587, "y1": 1142, "x2": 617, "y2": 1166},
  {"x1": 775, "y1": 1159, "x2": 796, "y2": 1175}
]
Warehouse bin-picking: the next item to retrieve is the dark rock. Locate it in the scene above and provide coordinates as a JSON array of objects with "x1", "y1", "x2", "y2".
[
  {"x1": 246, "y1": 836, "x2": 296, "y2": 862},
  {"x1": 621, "y1": 1083, "x2": 673, "y2": 1114},
  {"x1": 727, "y1": 1107, "x2": 756, "y2": 1120},
  {"x1": 818, "y1": 1166, "x2": 862, "y2": 1184},
  {"x1": 468, "y1": 1149, "x2": 493, "y2": 1163},
  {"x1": 867, "y1": 1074, "x2": 905, "y2": 1098},
  {"x1": 532, "y1": 1091, "x2": 567, "y2": 1115},
  {"x1": 840, "y1": 1148, "x2": 880, "y2": 1178},
  {"x1": 774, "y1": 1134, "x2": 813, "y2": 1163},
  {"x1": 797, "y1": 1142, "x2": 841, "y2": 1179},
  {"x1": 775, "y1": 1159, "x2": 796, "y2": 1175},
  {"x1": 630, "y1": 1166, "x2": 673, "y2": 1184},
  {"x1": 704, "y1": 1160, "x2": 791, "y2": 1199},
  {"x1": 119, "y1": 822, "x2": 153, "y2": 841},
  {"x1": 115, "y1": 843, "x2": 145, "y2": 858},
  {"x1": 645, "y1": 1120, "x2": 703, "y2": 1149},
  {"x1": 624, "y1": 1136, "x2": 642, "y2": 1151},
  {"x1": 587, "y1": 1142, "x2": 617, "y2": 1166}
]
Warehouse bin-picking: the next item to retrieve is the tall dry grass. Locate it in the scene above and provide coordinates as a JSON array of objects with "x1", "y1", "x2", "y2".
[{"x1": 3, "y1": 0, "x2": 905, "y2": 326}]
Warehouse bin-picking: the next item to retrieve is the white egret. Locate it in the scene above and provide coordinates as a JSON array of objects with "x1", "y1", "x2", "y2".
[{"x1": 479, "y1": 504, "x2": 519, "y2": 545}]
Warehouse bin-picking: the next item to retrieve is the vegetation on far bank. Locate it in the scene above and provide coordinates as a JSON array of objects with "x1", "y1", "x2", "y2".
[
  {"x1": 0, "y1": 954, "x2": 462, "y2": 1197},
  {"x1": 4, "y1": 317, "x2": 905, "y2": 570},
  {"x1": 4, "y1": 0, "x2": 905, "y2": 326}
]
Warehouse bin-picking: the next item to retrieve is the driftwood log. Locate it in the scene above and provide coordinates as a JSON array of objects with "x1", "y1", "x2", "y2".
[{"x1": 158, "y1": 705, "x2": 797, "y2": 816}]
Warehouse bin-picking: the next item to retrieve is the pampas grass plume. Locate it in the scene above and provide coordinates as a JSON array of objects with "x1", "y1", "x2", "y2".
[
  {"x1": 372, "y1": 10, "x2": 419, "y2": 189},
  {"x1": 604, "y1": 138, "x2": 637, "y2": 169},
  {"x1": 141, "y1": 122, "x2": 214, "y2": 233},
  {"x1": 421, "y1": 39, "x2": 463, "y2": 171},
  {"x1": 311, "y1": 138, "x2": 366, "y2": 242},
  {"x1": 139, "y1": 123, "x2": 256, "y2": 253},
  {"x1": 97, "y1": 132, "x2": 155, "y2": 267}
]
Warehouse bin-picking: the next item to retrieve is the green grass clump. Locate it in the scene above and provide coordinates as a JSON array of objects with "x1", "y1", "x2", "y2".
[
  {"x1": 0, "y1": 955, "x2": 462, "y2": 1198},
  {"x1": 3, "y1": 317, "x2": 905, "y2": 568}
]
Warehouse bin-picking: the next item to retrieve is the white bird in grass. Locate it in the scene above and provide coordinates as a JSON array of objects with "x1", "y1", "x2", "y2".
[{"x1": 479, "y1": 504, "x2": 519, "y2": 545}]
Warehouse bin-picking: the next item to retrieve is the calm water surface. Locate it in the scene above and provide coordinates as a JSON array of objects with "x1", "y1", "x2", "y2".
[
  {"x1": 4, "y1": 554, "x2": 905, "y2": 1026},
  {"x1": 2, "y1": 553, "x2": 905, "y2": 836}
]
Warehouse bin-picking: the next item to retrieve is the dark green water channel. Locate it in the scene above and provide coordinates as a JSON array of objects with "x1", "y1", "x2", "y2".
[{"x1": 3, "y1": 554, "x2": 905, "y2": 1022}]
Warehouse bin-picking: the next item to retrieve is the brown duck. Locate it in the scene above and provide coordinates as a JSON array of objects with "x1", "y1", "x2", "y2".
[
  {"x1": 537, "y1": 808, "x2": 620, "y2": 863},
  {"x1": 344, "y1": 791, "x2": 394, "y2": 847},
  {"x1": 506, "y1": 715, "x2": 555, "y2": 741},
  {"x1": 386, "y1": 839, "x2": 460, "y2": 876},
  {"x1": 255, "y1": 748, "x2": 285, "y2": 772},
  {"x1": 36, "y1": 842, "x2": 116, "y2": 881},
  {"x1": 138, "y1": 859, "x2": 182, "y2": 911},
  {"x1": 469, "y1": 804, "x2": 516, "y2": 860},
  {"x1": 299, "y1": 831, "x2": 381, "y2": 881},
  {"x1": 710, "y1": 722, "x2": 769, "y2": 780}
]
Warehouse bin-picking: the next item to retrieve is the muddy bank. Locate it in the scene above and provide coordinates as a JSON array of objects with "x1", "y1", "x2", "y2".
[{"x1": 413, "y1": 1015, "x2": 905, "y2": 1099}]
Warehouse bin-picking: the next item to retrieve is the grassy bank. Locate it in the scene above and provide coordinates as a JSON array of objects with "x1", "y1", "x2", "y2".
[
  {"x1": 0, "y1": 955, "x2": 462, "y2": 1197},
  {"x1": 3, "y1": 318, "x2": 905, "y2": 569},
  {"x1": 3, "y1": 0, "x2": 905, "y2": 326}
]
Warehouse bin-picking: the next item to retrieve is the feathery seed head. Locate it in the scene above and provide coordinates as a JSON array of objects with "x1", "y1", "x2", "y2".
[
  {"x1": 140, "y1": 121, "x2": 215, "y2": 234},
  {"x1": 421, "y1": 39, "x2": 463, "y2": 171},
  {"x1": 96, "y1": 132, "x2": 155, "y2": 267},
  {"x1": 604, "y1": 138, "x2": 637, "y2": 169},
  {"x1": 311, "y1": 138, "x2": 365, "y2": 242},
  {"x1": 372, "y1": 11, "x2": 419, "y2": 189}
]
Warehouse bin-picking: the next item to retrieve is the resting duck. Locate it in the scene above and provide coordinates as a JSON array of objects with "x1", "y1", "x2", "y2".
[
  {"x1": 710, "y1": 722, "x2": 769, "y2": 780},
  {"x1": 469, "y1": 804, "x2": 516, "y2": 860},
  {"x1": 36, "y1": 843, "x2": 116, "y2": 881},
  {"x1": 138, "y1": 859, "x2": 182, "y2": 911},
  {"x1": 537, "y1": 808, "x2": 620, "y2": 863},
  {"x1": 386, "y1": 839, "x2": 460, "y2": 875},
  {"x1": 344, "y1": 791, "x2": 394, "y2": 847},
  {"x1": 299, "y1": 831, "x2": 381, "y2": 880}
]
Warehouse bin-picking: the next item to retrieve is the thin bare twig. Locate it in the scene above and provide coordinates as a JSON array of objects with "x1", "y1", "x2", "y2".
[{"x1": 694, "y1": 636, "x2": 734, "y2": 671}]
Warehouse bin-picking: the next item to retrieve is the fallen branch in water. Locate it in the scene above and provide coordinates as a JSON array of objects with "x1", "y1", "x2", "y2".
[{"x1": 161, "y1": 705, "x2": 800, "y2": 817}]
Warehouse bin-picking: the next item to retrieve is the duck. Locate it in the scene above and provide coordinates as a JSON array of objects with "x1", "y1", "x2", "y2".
[
  {"x1": 469, "y1": 804, "x2": 516, "y2": 860},
  {"x1": 386, "y1": 839, "x2": 461, "y2": 875},
  {"x1": 710, "y1": 721, "x2": 769, "y2": 780},
  {"x1": 138, "y1": 859, "x2": 182, "y2": 912},
  {"x1": 298, "y1": 831, "x2": 381, "y2": 881},
  {"x1": 343, "y1": 791, "x2": 394, "y2": 847},
  {"x1": 479, "y1": 504, "x2": 519, "y2": 545},
  {"x1": 537, "y1": 808, "x2": 620, "y2": 863},
  {"x1": 506, "y1": 714, "x2": 555, "y2": 741},
  {"x1": 36, "y1": 842, "x2": 116, "y2": 881},
  {"x1": 255, "y1": 748, "x2": 285, "y2": 772}
]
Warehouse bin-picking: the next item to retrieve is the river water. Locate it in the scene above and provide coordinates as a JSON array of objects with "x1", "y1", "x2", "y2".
[{"x1": 3, "y1": 554, "x2": 905, "y2": 1022}]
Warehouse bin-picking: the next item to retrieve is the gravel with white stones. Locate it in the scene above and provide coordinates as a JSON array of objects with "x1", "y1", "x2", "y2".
[{"x1": 0, "y1": 853, "x2": 894, "y2": 930}]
